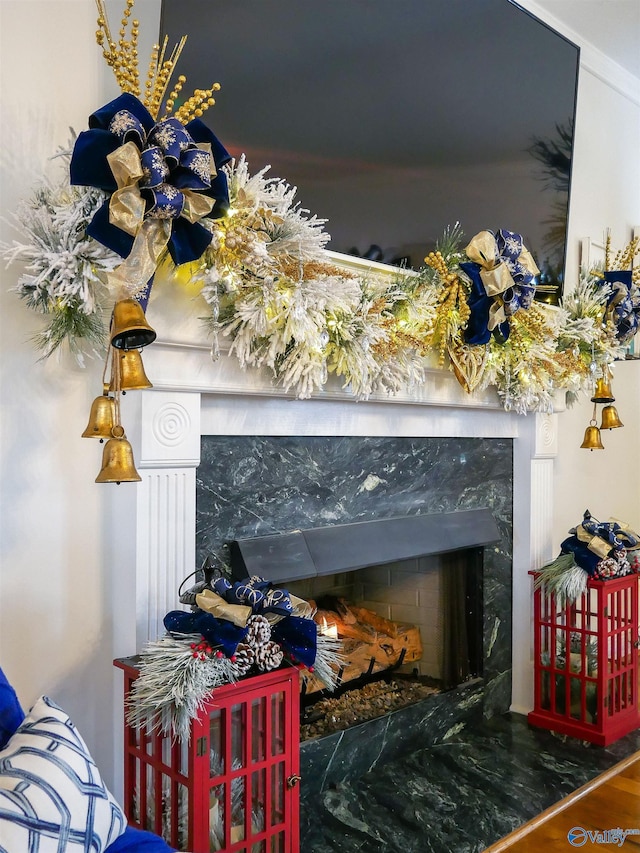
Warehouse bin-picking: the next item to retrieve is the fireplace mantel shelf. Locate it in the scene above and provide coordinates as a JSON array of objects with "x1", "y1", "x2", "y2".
[
  {"x1": 144, "y1": 335, "x2": 512, "y2": 410},
  {"x1": 148, "y1": 337, "x2": 573, "y2": 418}
]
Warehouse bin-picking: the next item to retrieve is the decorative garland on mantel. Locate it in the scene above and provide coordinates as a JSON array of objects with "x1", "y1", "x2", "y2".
[{"x1": 2, "y1": 0, "x2": 639, "y2": 417}]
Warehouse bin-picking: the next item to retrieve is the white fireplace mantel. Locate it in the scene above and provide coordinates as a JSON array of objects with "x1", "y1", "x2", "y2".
[{"x1": 115, "y1": 267, "x2": 561, "y2": 723}]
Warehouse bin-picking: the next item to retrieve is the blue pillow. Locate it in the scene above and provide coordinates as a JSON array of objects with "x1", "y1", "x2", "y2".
[
  {"x1": 0, "y1": 671, "x2": 174, "y2": 853},
  {"x1": 0, "y1": 666, "x2": 24, "y2": 749},
  {"x1": 0, "y1": 695, "x2": 127, "y2": 851},
  {"x1": 105, "y1": 826, "x2": 177, "y2": 852}
]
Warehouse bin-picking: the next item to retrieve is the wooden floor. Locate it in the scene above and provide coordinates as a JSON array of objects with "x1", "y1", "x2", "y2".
[{"x1": 485, "y1": 751, "x2": 640, "y2": 851}]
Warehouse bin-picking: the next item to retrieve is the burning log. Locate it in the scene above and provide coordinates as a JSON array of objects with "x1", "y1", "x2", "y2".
[
  {"x1": 308, "y1": 599, "x2": 422, "y2": 695},
  {"x1": 314, "y1": 610, "x2": 376, "y2": 643},
  {"x1": 346, "y1": 604, "x2": 400, "y2": 639}
]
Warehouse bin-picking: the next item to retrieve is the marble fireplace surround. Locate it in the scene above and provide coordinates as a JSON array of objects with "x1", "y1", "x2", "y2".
[{"x1": 116, "y1": 264, "x2": 562, "y2": 718}]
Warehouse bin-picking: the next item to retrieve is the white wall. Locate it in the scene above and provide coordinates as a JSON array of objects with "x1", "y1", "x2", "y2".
[
  {"x1": 0, "y1": 0, "x2": 638, "y2": 796},
  {"x1": 553, "y1": 69, "x2": 640, "y2": 545},
  {"x1": 0, "y1": 0, "x2": 159, "y2": 789},
  {"x1": 518, "y1": 0, "x2": 640, "y2": 543}
]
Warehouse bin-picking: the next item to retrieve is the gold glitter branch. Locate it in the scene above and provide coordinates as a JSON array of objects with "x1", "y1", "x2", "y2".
[
  {"x1": 94, "y1": 0, "x2": 221, "y2": 123},
  {"x1": 424, "y1": 250, "x2": 471, "y2": 366},
  {"x1": 95, "y1": 0, "x2": 141, "y2": 97},
  {"x1": 172, "y1": 83, "x2": 221, "y2": 124}
]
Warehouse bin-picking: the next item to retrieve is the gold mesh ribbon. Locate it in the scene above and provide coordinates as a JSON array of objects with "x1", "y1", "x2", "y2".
[
  {"x1": 465, "y1": 231, "x2": 539, "y2": 330},
  {"x1": 196, "y1": 590, "x2": 252, "y2": 627},
  {"x1": 103, "y1": 141, "x2": 215, "y2": 298},
  {"x1": 575, "y1": 524, "x2": 614, "y2": 559}
]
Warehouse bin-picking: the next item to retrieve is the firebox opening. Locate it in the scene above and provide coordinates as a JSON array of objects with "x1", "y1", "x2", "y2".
[{"x1": 289, "y1": 545, "x2": 485, "y2": 740}]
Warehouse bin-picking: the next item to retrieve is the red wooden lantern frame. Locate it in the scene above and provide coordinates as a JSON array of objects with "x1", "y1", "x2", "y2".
[
  {"x1": 115, "y1": 659, "x2": 300, "y2": 852},
  {"x1": 528, "y1": 572, "x2": 639, "y2": 745}
]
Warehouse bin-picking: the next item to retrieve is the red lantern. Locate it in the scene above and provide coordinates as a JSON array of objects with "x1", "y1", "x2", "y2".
[
  {"x1": 528, "y1": 571, "x2": 639, "y2": 745},
  {"x1": 115, "y1": 659, "x2": 300, "y2": 851}
]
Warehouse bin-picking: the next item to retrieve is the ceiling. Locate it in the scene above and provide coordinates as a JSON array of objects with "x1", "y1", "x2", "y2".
[{"x1": 535, "y1": 0, "x2": 640, "y2": 79}]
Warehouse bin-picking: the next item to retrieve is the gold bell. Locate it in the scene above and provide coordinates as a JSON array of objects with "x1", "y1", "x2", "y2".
[
  {"x1": 591, "y1": 377, "x2": 615, "y2": 404},
  {"x1": 81, "y1": 393, "x2": 116, "y2": 440},
  {"x1": 600, "y1": 404, "x2": 624, "y2": 430},
  {"x1": 95, "y1": 427, "x2": 142, "y2": 484},
  {"x1": 110, "y1": 348, "x2": 153, "y2": 392},
  {"x1": 110, "y1": 299, "x2": 157, "y2": 351},
  {"x1": 580, "y1": 421, "x2": 604, "y2": 450}
]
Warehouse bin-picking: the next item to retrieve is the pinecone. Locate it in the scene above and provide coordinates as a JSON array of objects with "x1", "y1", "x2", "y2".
[
  {"x1": 246, "y1": 614, "x2": 272, "y2": 648},
  {"x1": 232, "y1": 642, "x2": 255, "y2": 677},
  {"x1": 254, "y1": 641, "x2": 284, "y2": 672}
]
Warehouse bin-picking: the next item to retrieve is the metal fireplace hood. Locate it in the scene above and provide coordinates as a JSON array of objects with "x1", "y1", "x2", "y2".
[{"x1": 229, "y1": 508, "x2": 500, "y2": 584}]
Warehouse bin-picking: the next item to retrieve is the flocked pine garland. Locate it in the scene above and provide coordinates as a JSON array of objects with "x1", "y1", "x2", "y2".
[
  {"x1": 3, "y1": 148, "x2": 635, "y2": 413},
  {"x1": 2, "y1": 148, "x2": 118, "y2": 362}
]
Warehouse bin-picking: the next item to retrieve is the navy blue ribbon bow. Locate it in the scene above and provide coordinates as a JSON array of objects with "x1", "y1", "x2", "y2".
[
  {"x1": 215, "y1": 575, "x2": 294, "y2": 618},
  {"x1": 272, "y1": 616, "x2": 318, "y2": 668},
  {"x1": 462, "y1": 229, "x2": 539, "y2": 345},
  {"x1": 164, "y1": 609, "x2": 246, "y2": 657},
  {"x1": 460, "y1": 260, "x2": 510, "y2": 344},
  {"x1": 70, "y1": 93, "x2": 231, "y2": 302},
  {"x1": 598, "y1": 270, "x2": 640, "y2": 344},
  {"x1": 580, "y1": 512, "x2": 637, "y2": 552}
]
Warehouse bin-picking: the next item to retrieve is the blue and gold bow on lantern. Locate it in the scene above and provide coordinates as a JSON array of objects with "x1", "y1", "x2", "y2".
[
  {"x1": 460, "y1": 229, "x2": 540, "y2": 345},
  {"x1": 560, "y1": 509, "x2": 639, "y2": 576},
  {"x1": 598, "y1": 270, "x2": 640, "y2": 344},
  {"x1": 164, "y1": 609, "x2": 247, "y2": 657},
  {"x1": 70, "y1": 93, "x2": 231, "y2": 303},
  {"x1": 218, "y1": 575, "x2": 294, "y2": 618}
]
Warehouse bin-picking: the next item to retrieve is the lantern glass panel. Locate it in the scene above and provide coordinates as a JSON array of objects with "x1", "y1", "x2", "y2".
[
  {"x1": 231, "y1": 703, "x2": 246, "y2": 768},
  {"x1": 271, "y1": 762, "x2": 285, "y2": 826},
  {"x1": 271, "y1": 832, "x2": 286, "y2": 853},
  {"x1": 251, "y1": 767, "x2": 266, "y2": 834},
  {"x1": 252, "y1": 697, "x2": 266, "y2": 763},
  {"x1": 236, "y1": 775, "x2": 249, "y2": 841},
  {"x1": 210, "y1": 709, "x2": 223, "y2": 774},
  {"x1": 271, "y1": 691, "x2": 285, "y2": 755},
  {"x1": 210, "y1": 781, "x2": 226, "y2": 850}
]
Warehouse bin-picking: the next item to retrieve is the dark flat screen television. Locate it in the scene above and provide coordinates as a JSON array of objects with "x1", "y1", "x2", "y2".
[{"x1": 160, "y1": 0, "x2": 579, "y2": 292}]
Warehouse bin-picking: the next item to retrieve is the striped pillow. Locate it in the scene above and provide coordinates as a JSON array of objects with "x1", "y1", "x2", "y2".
[{"x1": 0, "y1": 695, "x2": 126, "y2": 852}]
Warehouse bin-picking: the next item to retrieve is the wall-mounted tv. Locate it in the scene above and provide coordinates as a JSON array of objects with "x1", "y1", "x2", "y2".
[{"x1": 160, "y1": 0, "x2": 579, "y2": 293}]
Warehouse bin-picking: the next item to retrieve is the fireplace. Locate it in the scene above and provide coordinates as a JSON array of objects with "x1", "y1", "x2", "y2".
[
  {"x1": 111, "y1": 278, "x2": 562, "y2": 796},
  {"x1": 194, "y1": 434, "x2": 509, "y2": 711}
]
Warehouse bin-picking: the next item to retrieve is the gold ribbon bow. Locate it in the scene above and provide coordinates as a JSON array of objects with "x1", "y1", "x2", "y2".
[
  {"x1": 465, "y1": 231, "x2": 539, "y2": 330},
  {"x1": 104, "y1": 140, "x2": 216, "y2": 298},
  {"x1": 196, "y1": 589, "x2": 252, "y2": 627},
  {"x1": 575, "y1": 516, "x2": 639, "y2": 560},
  {"x1": 575, "y1": 525, "x2": 614, "y2": 560}
]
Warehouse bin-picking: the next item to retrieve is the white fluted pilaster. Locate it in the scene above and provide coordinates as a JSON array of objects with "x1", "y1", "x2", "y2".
[
  {"x1": 511, "y1": 412, "x2": 559, "y2": 714},
  {"x1": 125, "y1": 390, "x2": 201, "y2": 648}
]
